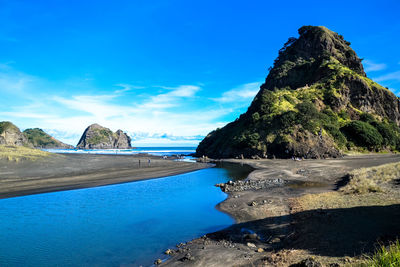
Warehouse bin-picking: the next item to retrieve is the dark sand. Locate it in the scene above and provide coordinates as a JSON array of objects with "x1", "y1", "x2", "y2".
[
  {"x1": 0, "y1": 153, "x2": 210, "y2": 199},
  {"x1": 161, "y1": 154, "x2": 400, "y2": 266}
]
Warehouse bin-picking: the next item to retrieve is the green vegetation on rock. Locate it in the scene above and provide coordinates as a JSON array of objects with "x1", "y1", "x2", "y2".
[
  {"x1": 76, "y1": 123, "x2": 132, "y2": 149},
  {"x1": 0, "y1": 121, "x2": 19, "y2": 133},
  {"x1": 196, "y1": 26, "x2": 400, "y2": 159},
  {"x1": 23, "y1": 128, "x2": 72, "y2": 148}
]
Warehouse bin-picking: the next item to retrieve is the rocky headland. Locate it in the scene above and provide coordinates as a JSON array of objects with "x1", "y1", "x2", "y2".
[
  {"x1": 0, "y1": 121, "x2": 30, "y2": 146},
  {"x1": 76, "y1": 123, "x2": 132, "y2": 149},
  {"x1": 0, "y1": 121, "x2": 73, "y2": 149},
  {"x1": 23, "y1": 128, "x2": 73, "y2": 149},
  {"x1": 196, "y1": 26, "x2": 400, "y2": 159}
]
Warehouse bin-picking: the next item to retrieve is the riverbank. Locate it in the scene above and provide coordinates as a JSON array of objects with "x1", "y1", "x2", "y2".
[
  {"x1": 160, "y1": 154, "x2": 400, "y2": 266},
  {"x1": 0, "y1": 153, "x2": 210, "y2": 199}
]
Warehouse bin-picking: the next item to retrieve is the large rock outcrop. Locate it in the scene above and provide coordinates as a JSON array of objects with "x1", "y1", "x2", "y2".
[
  {"x1": 0, "y1": 122, "x2": 74, "y2": 148},
  {"x1": 197, "y1": 26, "x2": 400, "y2": 159},
  {"x1": 76, "y1": 124, "x2": 132, "y2": 149},
  {"x1": 23, "y1": 128, "x2": 74, "y2": 149},
  {"x1": 0, "y1": 121, "x2": 29, "y2": 146}
]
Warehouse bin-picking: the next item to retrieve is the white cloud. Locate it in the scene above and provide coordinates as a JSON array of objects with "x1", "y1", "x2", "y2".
[
  {"x1": 0, "y1": 65, "x2": 246, "y2": 146},
  {"x1": 374, "y1": 71, "x2": 400, "y2": 82},
  {"x1": 363, "y1": 60, "x2": 386, "y2": 72},
  {"x1": 139, "y1": 85, "x2": 201, "y2": 109},
  {"x1": 114, "y1": 83, "x2": 145, "y2": 94},
  {"x1": 212, "y1": 82, "x2": 260, "y2": 103}
]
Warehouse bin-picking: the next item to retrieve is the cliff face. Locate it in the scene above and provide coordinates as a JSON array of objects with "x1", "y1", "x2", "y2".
[
  {"x1": 0, "y1": 121, "x2": 29, "y2": 146},
  {"x1": 76, "y1": 124, "x2": 132, "y2": 149},
  {"x1": 197, "y1": 26, "x2": 400, "y2": 159},
  {"x1": 23, "y1": 128, "x2": 73, "y2": 149}
]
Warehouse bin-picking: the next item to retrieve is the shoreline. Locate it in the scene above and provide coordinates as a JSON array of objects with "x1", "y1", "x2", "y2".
[
  {"x1": 160, "y1": 154, "x2": 400, "y2": 266},
  {"x1": 0, "y1": 153, "x2": 210, "y2": 199}
]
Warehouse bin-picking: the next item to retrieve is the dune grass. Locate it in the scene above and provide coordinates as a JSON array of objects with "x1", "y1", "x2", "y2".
[
  {"x1": 0, "y1": 145, "x2": 50, "y2": 162},
  {"x1": 358, "y1": 240, "x2": 400, "y2": 266},
  {"x1": 290, "y1": 162, "x2": 400, "y2": 212},
  {"x1": 340, "y1": 162, "x2": 400, "y2": 194}
]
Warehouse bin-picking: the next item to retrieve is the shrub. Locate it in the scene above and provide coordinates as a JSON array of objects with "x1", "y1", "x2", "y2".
[
  {"x1": 324, "y1": 124, "x2": 347, "y2": 147},
  {"x1": 341, "y1": 121, "x2": 383, "y2": 149},
  {"x1": 279, "y1": 111, "x2": 297, "y2": 129},
  {"x1": 360, "y1": 113, "x2": 376, "y2": 124},
  {"x1": 371, "y1": 121, "x2": 400, "y2": 148},
  {"x1": 296, "y1": 101, "x2": 319, "y2": 132}
]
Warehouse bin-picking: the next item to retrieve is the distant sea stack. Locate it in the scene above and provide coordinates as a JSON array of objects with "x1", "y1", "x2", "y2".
[
  {"x1": 76, "y1": 123, "x2": 132, "y2": 149},
  {"x1": 23, "y1": 128, "x2": 73, "y2": 149},
  {"x1": 196, "y1": 26, "x2": 400, "y2": 159},
  {"x1": 0, "y1": 121, "x2": 30, "y2": 146}
]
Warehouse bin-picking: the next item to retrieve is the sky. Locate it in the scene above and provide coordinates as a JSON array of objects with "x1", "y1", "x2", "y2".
[{"x1": 0, "y1": 0, "x2": 400, "y2": 146}]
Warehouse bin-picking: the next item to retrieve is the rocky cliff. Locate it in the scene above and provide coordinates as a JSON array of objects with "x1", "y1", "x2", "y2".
[
  {"x1": 0, "y1": 121, "x2": 29, "y2": 146},
  {"x1": 76, "y1": 124, "x2": 132, "y2": 149},
  {"x1": 197, "y1": 26, "x2": 400, "y2": 159},
  {"x1": 23, "y1": 128, "x2": 73, "y2": 149}
]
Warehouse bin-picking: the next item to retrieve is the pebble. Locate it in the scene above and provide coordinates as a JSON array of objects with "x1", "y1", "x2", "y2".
[
  {"x1": 247, "y1": 242, "x2": 256, "y2": 248},
  {"x1": 257, "y1": 248, "x2": 264, "y2": 253},
  {"x1": 270, "y1": 237, "x2": 281, "y2": 243},
  {"x1": 154, "y1": 259, "x2": 162, "y2": 265},
  {"x1": 164, "y1": 249, "x2": 173, "y2": 255}
]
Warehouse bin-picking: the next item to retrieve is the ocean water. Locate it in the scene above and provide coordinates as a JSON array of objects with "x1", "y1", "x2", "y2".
[
  {"x1": 43, "y1": 147, "x2": 196, "y2": 157},
  {"x1": 0, "y1": 163, "x2": 252, "y2": 267}
]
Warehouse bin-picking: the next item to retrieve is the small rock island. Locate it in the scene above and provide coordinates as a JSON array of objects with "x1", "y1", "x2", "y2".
[{"x1": 76, "y1": 123, "x2": 132, "y2": 149}]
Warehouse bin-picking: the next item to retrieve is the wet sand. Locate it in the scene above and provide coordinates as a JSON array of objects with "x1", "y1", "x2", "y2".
[
  {"x1": 0, "y1": 153, "x2": 210, "y2": 199},
  {"x1": 161, "y1": 154, "x2": 400, "y2": 266}
]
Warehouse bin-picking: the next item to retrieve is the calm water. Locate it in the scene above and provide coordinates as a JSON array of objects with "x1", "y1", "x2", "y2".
[{"x1": 0, "y1": 163, "x2": 252, "y2": 267}]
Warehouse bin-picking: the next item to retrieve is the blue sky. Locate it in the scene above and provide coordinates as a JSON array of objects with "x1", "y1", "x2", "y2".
[{"x1": 0, "y1": 0, "x2": 400, "y2": 146}]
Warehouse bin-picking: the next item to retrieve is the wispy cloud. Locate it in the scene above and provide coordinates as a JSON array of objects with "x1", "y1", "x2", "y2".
[
  {"x1": 373, "y1": 71, "x2": 400, "y2": 82},
  {"x1": 0, "y1": 65, "x2": 235, "y2": 146},
  {"x1": 139, "y1": 85, "x2": 201, "y2": 109},
  {"x1": 114, "y1": 83, "x2": 145, "y2": 94},
  {"x1": 363, "y1": 60, "x2": 386, "y2": 72},
  {"x1": 212, "y1": 82, "x2": 260, "y2": 103}
]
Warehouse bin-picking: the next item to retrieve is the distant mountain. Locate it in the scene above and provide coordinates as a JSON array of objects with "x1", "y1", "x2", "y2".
[
  {"x1": 23, "y1": 128, "x2": 73, "y2": 149},
  {"x1": 196, "y1": 26, "x2": 400, "y2": 159},
  {"x1": 0, "y1": 121, "x2": 30, "y2": 146},
  {"x1": 76, "y1": 123, "x2": 132, "y2": 149}
]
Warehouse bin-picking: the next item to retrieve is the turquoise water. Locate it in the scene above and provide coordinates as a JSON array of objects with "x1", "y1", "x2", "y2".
[
  {"x1": 43, "y1": 147, "x2": 196, "y2": 156},
  {"x1": 0, "y1": 163, "x2": 251, "y2": 267}
]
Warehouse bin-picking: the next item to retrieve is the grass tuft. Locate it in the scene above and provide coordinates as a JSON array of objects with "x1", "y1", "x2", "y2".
[
  {"x1": 340, "y1": 162, "x2": 400, "y2": 194},
  {"x1": 0, "y1": 145, "x2": 50, "y2": 162},
  {"x1": 358, "y1": 240, "x2": 400, "y2": 266}
]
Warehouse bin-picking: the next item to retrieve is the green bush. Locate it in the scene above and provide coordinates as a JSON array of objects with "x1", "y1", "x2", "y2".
[
  {"x1": 360, "y1": 113, "x2": 376, "y2": 124},
  {"x1": 324, "y1": 124, "x2": 347, "y2": 147},
  {"x1": 296, "y1": 101, "x2": 319, "y2": 132},
  {"x1": 279, "y1": 111, "x2": 297, "y2": 128},
  {"x1": 341, "y1": 121, "x2": 383, "y2": 149},
  {"x1": 371, "y1": 121, "x2": 400, "y2": 148}
]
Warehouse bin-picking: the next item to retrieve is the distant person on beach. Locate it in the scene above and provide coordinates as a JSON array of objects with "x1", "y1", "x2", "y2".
[
  {"x1": 138, "y1": 159, "x2": 141, "y2": 167},
  {"x1": 148, "y1": 159, "x2": 151, "y2": 166}
]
